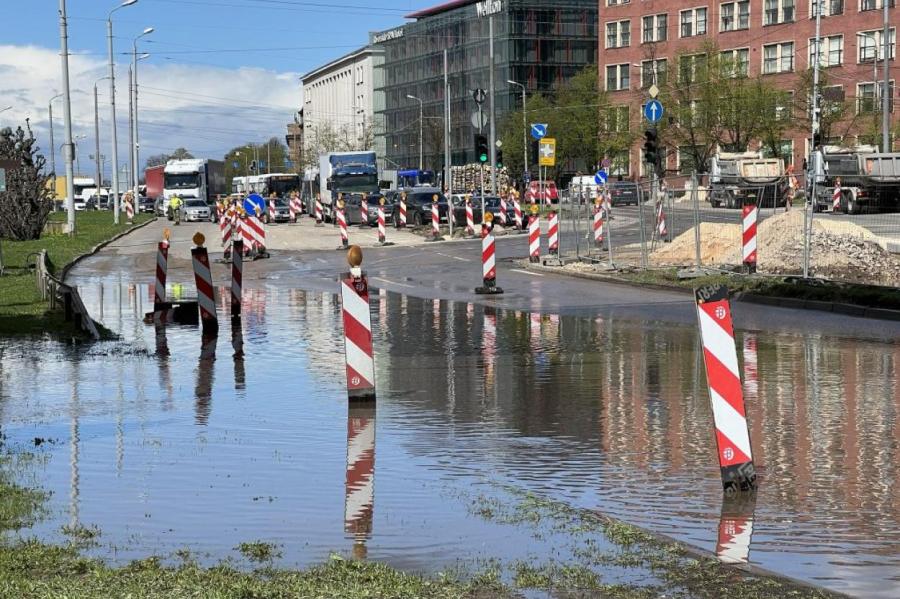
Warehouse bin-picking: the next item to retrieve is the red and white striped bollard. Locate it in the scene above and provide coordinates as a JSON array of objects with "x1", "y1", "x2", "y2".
[
  {"x1": 465, "y1": 198, "x2": 475, "y2": 237},
  {"x1": 548, "y1": 211, "x2": 559, "y2": 255},
  {"x1": 191, "y1": 232, "x2": 219, "y2": 336},
  {"x1": 513, "y1": 198, "x2": 523, "y2": 230},
  {"x1": 315, "y1": 196, "x2": 324, "y2": 226},
  {"x1": 154, "y1": 231, "x2": 170, "y2": 311},
  {"x1": 475, "y1": 216, "x2": 503, "y2": 294},
  {"x1": 398, "y1": 193, "x2": 407, "y2": 228},
  {"x1": 695, "y1": 284, "x2": 756, "y2": 492},
  {"x1": 528, "y1": 209, "x2": 540, "y2": 263},
  {"x1": 377, "y1": 199, "x2": 387, "y2": 245},
  {"x1": 359, "y1": 195, "x2": 369, "y2": 228},
  {"x1": 593, "y1": 201, "x2": 604, "y2": 248},
  {"x1": 741, "y1": 203, "x2": 758, "y2": 273},
  {"x1": 499, "y1": 196, "x2": 508, "y2": 226},
  {"x1": 337, "y1": 199, "x2": 349, "y2": 249},
  {"x1": 832, "y1": 178, "x2": 841, "y2": 212},
  {"x1": 427, "y1": 195, "x2": 440, "y2": 241},
  {"x1": 231, "y1": 239, "x2": 243, "y2": 319},
  {"x1": 656, "y1": 201, "x2": 669, "y2": 242},
  {"x1": 340, "y1": 246, "x2": 376, "y2": 402},
  {"x1": 268, "y1": 198, "x2": 276, "y2": 223}
]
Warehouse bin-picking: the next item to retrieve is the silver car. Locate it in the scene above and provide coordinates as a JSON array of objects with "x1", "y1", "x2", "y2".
[{"x1": 180, "y1": 199, "x2": 210, "y2": 222}]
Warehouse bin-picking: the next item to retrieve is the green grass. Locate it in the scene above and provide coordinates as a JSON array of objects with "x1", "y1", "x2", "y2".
[{"x1": 0, "y1": 212, "x2": 151, "y2": 336}]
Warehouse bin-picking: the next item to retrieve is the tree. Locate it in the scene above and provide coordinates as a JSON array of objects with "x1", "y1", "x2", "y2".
[
  {"x1": 145, "y1": 147, "x2": 194, "y2": 168},
  {"x1": 794, "y1": 69, "x2": 860, "y2": 148},
  {"x1": 498, "y1": 93, "x2": 553, "y2": 177},
  {"x1": 0, "y1": 122, "x2": 54, "y2": 240},
  {"x1": 223, "y1": 138, "x2": 291, "y2": 184}
]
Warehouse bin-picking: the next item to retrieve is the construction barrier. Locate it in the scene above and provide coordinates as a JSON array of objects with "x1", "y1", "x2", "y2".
[
  {"x1": 154, "y1": 231, "x2": 169, "y2": 310},
  {"x1": 741, "y1": 203, "x2": 758, "y2": 273},
  {"x1": 360, "y1": 196, "x2": 368, "y2": 228},
  {"x1": 340, "y1": 246, "x2": 376, "y2": 402},
  {"x1": 593, "y1": 202, "x2": 604, "y2": 247},
  {"x1": 832, "y1": 178, "x2": 841, "y2": 212},
  {"x1": 475, "y1": 217, "x2": 503, "y2": 295},
  {"x1": 315, "y1": 197, "x2": 324, "y2": 226},
  {"x1": 243, "y1": 215, "x2": 268, "y2": 258},
  {"x1": 125, "y1": 194, "x2": 134, "y2": 223},
  {"x1": 465, "y1": 198, "x2": 475, "y2": 237},
  {"x1": 290, "y1": 194, "x2": 301, "y2": 223},
  {"x1": 345, "y1": 402, "x2": 376, "y2": 559},
  {"x1": 220, "y1": 212, "x2": 232, "y2": 258},
  {"x1": 191, "y1": 232, "x2": 219, "y2": 336},
  {"x1": 231, "y1": 239, "x2": 243, "y2": 319},
  {"x1": 398, "y1": 193, "x2": 407, "y2": 228},
  {"x1": 528, "y1": 211, "x2": 540, "y2": 263},
  {"x1": 268, "y1": 198, "x2": 276, "y2": 223},
  {"x1": 513, "y1": 198, "x2": 523, "y2": 230},
  {"x1": 377, "y1": 199, "x2": 389, "y2": 245},
  {"x1": 499, "y1": 195, "x2": 508, "y2": 226},
  {"x1": 656, "y1": 201, "x2": 668, "y2": 242},
  {"x1": 337, "y1": 200, "x2": 349, "y2": 249},
  {"x1": 427, "y1": 196, "x2": 440, "y2": 242},
  {"x1": 547, "y1": 211, "x2": 559, "y2": 255},
  {"x1": 695, "y1": 284, "x2": 756, "y2": 493}
]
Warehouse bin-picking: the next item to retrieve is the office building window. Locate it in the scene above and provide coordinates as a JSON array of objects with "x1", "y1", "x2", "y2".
[
  {"x1": 642, "y1": 13, "x2": 667, "y2": 43},
  {"x1": 606, "y1": 64, "x2": 630, "y2": 91},
  {"x1": 641, "y1": 59, "x2": 668, "y2": 88},
  {"x1": 810, "y1": 0, "x2": 843, "y2": 16},
  {"x1": 606, "y1": 20, "x2": 631, "y2": 49},
  {"x1": 809, "y1": 35, "x2": 843, "y2": 67},
  {"x1": 607, "y1": 0, "x2": 631, "y2": 5},
  {"x1": 858, "y1": 81, "x2": 896, "y2": 113},
  {"x1": 764, "y1": 0, "x2": 794, "y2": 25},
  {"x1": 763, "y1": 41, "x2": 794, "y2": 73},
  {"x1": 680, "y1": 7, "x2": 708, "y2": 38},
  {"x1": 858, "y1": 29, "x2": 896, "y2": 62},
  {"x1": 721, "y1": 48, "x2": 750, "y2": 77},
  {"x1": 720, "y1": 1, "x2": 750, "y2": 31}
]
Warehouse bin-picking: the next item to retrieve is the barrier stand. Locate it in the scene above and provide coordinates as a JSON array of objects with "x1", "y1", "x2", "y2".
[
  {"x1": 336, "y1": 197, "x2": 350, "y2": 250},
  {"x1": 547, "y1": 210, "x2": 559, "y2": 256},
  {"x1": 716, "y1": 490, "x2": 757, "y2": 564},
  {"x1": 245, "y1": 210, "x2": 270, "y2": 259},
  {"x1": 125, "y1": 192, "x2": 134, "y2": 224},
  {"x1": 345, "y1": 401, "x2": 376, "y2": 560},
  {"x1": 154, "y1": 229, "x2": 170, "y2": 312},
  {"x1": 315, "y1": 195, "x2": 324, "y2": 226},
  {"x1": 513, "y1": 197, "x2": 523, "y2": 232},
  {"x1": 528, "y1": 204, "x2": 540, "y2": 263},
  {"x1": 359, "y1": 194, "x2": 369, "y2": 229},
  {"x1": 220, "y1": 210, "x2": 233, "y2": 262},
  {"x1": 465, "y1": 196, "x2": 476, "y2": 238},
  {"x1": 475, "y1": 213, "x2": 503, "y2": 295},
  {"x1": 376, "y1": 197, "x2": 393, "y2": 247},
  {"x1": 695, "y1": 283, "x2": 756, "y2": 493},
  {"x1": 832, "y1": 177, "x2": 841, "y2": 213},
  {"x1": 268, "y1": 198, "x2": 276, "y2": 224},
  {"x1": 398, "y1": 192, "x2": 407, "y2": 228},
  {"x1": 191, "y1": 232, "x2": 219, "y2": 337},
  {"x1": 592, "y1": 198, "x2": 605, "y2": 249},
  {"x1": 231, "y1": 239, "x2": 243, "y2": 320},
  {"x1": 741, "y1": 202, "x2": 758, "y2": 274},
  {"x1": 425, "y1": 194, "x2": 441, "y2": 242},
  {"x1": 290, "y1": 192, "x2": 301, "y2": 224},
  {"x1": 499, "y1": 194, "x2": 508, "y2": 227},
  {"x1": 656, "y1": 200, "x2": 669, "y2": 244},
  {"x1": 340, "y1": 245, "x2": 376, "y2": 402}
]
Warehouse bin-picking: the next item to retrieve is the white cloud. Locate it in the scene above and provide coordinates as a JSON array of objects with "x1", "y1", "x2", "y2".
[{"x1": 0, "y1": 44, "x2": 301, "y2": 180}]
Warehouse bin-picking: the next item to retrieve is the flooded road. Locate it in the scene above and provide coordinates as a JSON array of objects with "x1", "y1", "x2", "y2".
[{"x1": 1, "y1": 276, "x2": 899, "y2": 597}]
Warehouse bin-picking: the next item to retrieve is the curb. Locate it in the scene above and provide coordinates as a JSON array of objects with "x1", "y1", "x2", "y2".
[
  {"x1": 522, "y1": 262, "x2": 694, "y2": 295},
  {"x1": 61, "y1": 217, "x2": 158, "y2": 283}
]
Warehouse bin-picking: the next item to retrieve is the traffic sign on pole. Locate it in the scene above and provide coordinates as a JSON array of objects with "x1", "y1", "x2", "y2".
[
  {"x1": 538, "y1": 138, "x2": 556, "y2": 166},
  {"x1": 594, "y1": 170, "x2": 608, "y2": 186},
  {"x1": 473, "y1": 88, "x2": 486, "y2": 104},
  {"x1": 644, "y1": 99, "x2": 664, "y2": 123},
  {"x1": 244, "y1": 193, "x2": 266, "y2": 216},
  {"x1": 530, "y1": 123, "x2": 548, "y2": 140}
]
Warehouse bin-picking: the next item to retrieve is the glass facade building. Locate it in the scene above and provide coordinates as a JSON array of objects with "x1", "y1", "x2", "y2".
[{"x1": 372, "y1": 0, "x2": 597, "y2": 173}]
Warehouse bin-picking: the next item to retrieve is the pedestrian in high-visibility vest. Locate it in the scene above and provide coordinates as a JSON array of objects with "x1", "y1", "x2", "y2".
[{"x1": 169, "y1": 195, "x2": 182, "y2": 225}]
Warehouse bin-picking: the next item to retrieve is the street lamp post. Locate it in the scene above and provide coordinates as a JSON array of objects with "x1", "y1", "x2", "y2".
[
  {"x1": 94, "y1": 78, "x2": 109, "y2": 207},
  {"x1": 108, "y1": 0, "x2": 138, "y2": 225},
  {"x1": 406, "y1": 94, "x2": 424, "y2": 171},
  {"x1": 48, "y1": 94, "x2": 63, "y2": 204},
  {"x1": 507, "y1": 80, "x2": 527, "y2": 179},
  {"x1": 132, "y1": 28, "x2": 153, "y2": 205},
  {"x1": 59, "y1": 0, "x2": 77, "y2": 235}
]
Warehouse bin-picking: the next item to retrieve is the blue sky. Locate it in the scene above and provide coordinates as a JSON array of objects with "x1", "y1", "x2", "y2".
[{"x1": 0, "y1": 0, "x2": 417, "y2": 178}]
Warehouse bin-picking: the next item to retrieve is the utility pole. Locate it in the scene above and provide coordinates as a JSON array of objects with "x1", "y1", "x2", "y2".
[
  {"x1": 488, "y1": 15, "x2": 497, "y2": 195},
  {"x1": 59, "y1": 0, "x2": 76, "y2": 235},
  {"x1": 48, "y1": 94, "x2": 62, "y2": 204},
  {"x1": 127, "y1": 65, "x2": 134, "y2": 219},
  {"x1": 94, "y1": 84, "x2": 102, "y2": 205},
  {"x1": 805, "y1": 2, "x2": 823, "y2": 279},
  {"x1": 883, "y1": 0, "x2": 891, "y2": 152},
  {"x1": 444, "y1": 49, "x2": 452, "y2": 202}
]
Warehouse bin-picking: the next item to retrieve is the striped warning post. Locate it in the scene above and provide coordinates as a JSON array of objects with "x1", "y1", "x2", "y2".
[
  {"x1": 499, "y1": 196, "x2": 508, "y2": 226},
  {"x1": 290, "y1": 194, "x2": 301, "y2": 223},
  {"x1": 593, "y1": 204, "x2": 604, "y2": 247},
  {"x1": 231, "y1": 239, "x2": 243, "y2": 318},
  {"x1": 377, "y1": 202, "x2": 387, "y2": 245},
  {"x1": 465, "y1": 198, "x2": 475, "y2": 236},
  {"x1": 191, "y1": 233, "x2": 219, "y2": 336},
  {"x1": 359, "y1": 196, "x2": 369, "y2": 228},
  {"x1": 695, "y1": 284, "x2": 756, "y2": 492},
  {"x1": 125, "y1": 194, "x2": 134, "y2": 222},
  {"x1": 832, "y1": 178, "x2": 841, "y2": 212},
  {"x1": 345, "y1": 402, "x2": 376, "y2": 557},
  {"x1": 340, "y1": 267, "x2": 376, "y2": 402},
  {"x1": 220, "y1": 213, "x2": 232, "y2": 257},
  {"x1": 656, "y1": 202, "x2": 668, "y2": 240},
  {"x1": 244, "y1": 215, "x2": 267, "y2": 255},
  {"x1": 741, "y1": 204, "x2": 758, "y2": 273},
  {"x1": 268, "y1": 198, "x2": 276, "y2": 223},
  {"x1": 337, "y1": 203, "x2": 349, "y2": 249},
  {"x1": 475, "y1": 223, "x2": 503, "y2": 294},
  {"x1": 315, "y1": 197, "x2": 324, "y2": 226},
  {"x1": 154, "y1": 236, "x2": 169, "y2": 309},
  {"x1": 398, "y1": 194, "x2": 407, "y2": 228},
  {"x1": 430, "y1": 198, "x2": 440, "y2": 239},
  {"x1": 547, "y1": 211, "x2": 559, "y2": 255},
  {"x1": 716, "y1": 492, "x2": 756, "y2": 565},
  {"x1": 513, "y1": 198, "x2": 523, "y2": 230},
  {"x1": 528, "y1": 213, "x2": 540, "y2": 263}
]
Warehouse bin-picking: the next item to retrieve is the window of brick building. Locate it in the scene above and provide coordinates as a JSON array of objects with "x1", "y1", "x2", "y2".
[
  {"x1": 607, "y1": 105, "x2": 630, "y2": 132},
  {"x1": 680, "y1": 7, "x2": 708, "y2": 38},
  {"x1": 809, "y1": 35, "x2": 843, "y2": 67},
  {"x1": 763, "y1": 41, "x2": 794, "y2": 73},
  {"x1": 721, "y1": 48, "x2": 750, "y2": 76},
  {"x1": 642, "y1": 13, "x2": 667, "y2": 43},
  {"x1": 810, "y1": 0, "x2": 843, "y2": 16},
  {"x1": 606, "y1": 20, "x2": 631, "y2": 49},
  {"x1": 641, "y1": 59, "x2": 668, "y2": 88},
  {"x1": 764, "y1": 0, "x2": 794, "y2": 25},
  {"x1": 606, "y1": 64, "x2": 630, "y2": 91},
  {"x1": 858, "y1": 29, "x2": 896, "y2": 63},
  {"x1": 720, "y1": 1, "x2": 750, "y2": 32}
]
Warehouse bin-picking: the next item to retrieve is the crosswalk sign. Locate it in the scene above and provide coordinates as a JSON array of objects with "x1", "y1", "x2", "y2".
[{"x1": 538, "y1": 138, "x2": 556, "y2": 167}]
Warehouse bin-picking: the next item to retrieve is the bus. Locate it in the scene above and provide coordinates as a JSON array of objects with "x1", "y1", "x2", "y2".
[{"x1": 231, "y1": 173, "x2": 301, "y2": 199}]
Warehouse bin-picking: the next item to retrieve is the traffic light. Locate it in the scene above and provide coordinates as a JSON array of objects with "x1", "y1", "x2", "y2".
[
  {"x1": 812, "y1": 131, "x2": 822, "y2": 148},
  {"x1": 642, "y1": 129, "x2": 658, "y2": 167},
  {"x1": 474, "y1": 134, "x2": 489, "y2": 163},
  {"x1": 495, "y1": 149, "x2": 504, "y2": 169},
  {"x1": 250, "y1": 160, "x2": 257, "y2": 173}
]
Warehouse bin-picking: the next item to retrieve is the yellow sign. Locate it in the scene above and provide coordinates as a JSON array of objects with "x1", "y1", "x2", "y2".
[{"x1": 538, "y1": 138, "x2": 556, "y2": 166}]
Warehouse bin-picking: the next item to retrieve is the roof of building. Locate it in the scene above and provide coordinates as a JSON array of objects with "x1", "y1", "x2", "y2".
[
  {"x1": 405, "y1": 0, "x2": 478, "y2": 19},
  {"x1": 300, "y1": 45, "x2": 382, "y2": 83}
]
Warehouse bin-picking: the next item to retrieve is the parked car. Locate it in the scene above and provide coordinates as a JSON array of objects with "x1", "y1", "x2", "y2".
[
  {"x1": 478, "y1": 196, "x2": 505, "y2": 223},
  {"x1": 390, "y1": 188, "x2": 450, "y2": 227},
  {"x1": 138, "y1": 196, "x2": 155, "y2": 214},
  {"x1": 608, "y1": 181, "x2": 639, "y2": 206},
  {"x1": 451, "y1": 194, "x2": 484, "y2": 227},
  {"x1": 264, "y1": 197, "x2": 292, "y2": 224},
  {"x1": 180, "y1": 198, "x2": 211, "y2": 222}
]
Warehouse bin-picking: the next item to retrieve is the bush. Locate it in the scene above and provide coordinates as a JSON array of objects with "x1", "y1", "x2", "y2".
[{"x1": 0, "y1": 122, "x2": 54, "y2": 240}]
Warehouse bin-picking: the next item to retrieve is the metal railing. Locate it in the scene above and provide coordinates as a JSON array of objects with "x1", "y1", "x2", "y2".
[{"x1": 34, "y1": 250, "x2": 100, "y2": 339}]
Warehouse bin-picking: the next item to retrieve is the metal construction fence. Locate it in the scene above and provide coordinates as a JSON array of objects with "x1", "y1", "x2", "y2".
[{"x1": 551, "y1": 173, "x2": 900, "y2": 289}]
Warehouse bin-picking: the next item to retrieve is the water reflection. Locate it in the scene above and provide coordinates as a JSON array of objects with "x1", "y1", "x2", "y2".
[{"x1": 2, "y1": 281, "x2": 900, "y2": 597}]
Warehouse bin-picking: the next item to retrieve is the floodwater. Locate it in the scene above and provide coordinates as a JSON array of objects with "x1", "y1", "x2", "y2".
[{"x1": 1, "y1": 277, "x2": 899, "y2": 598}]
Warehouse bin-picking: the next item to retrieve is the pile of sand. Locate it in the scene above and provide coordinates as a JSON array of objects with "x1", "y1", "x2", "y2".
[{"x1": 650, "y1": 210, "x2": 900, "y2": 285}]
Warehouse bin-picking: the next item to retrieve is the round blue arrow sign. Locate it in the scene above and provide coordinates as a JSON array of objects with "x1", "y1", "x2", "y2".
[
  {"x1": 644, "y1": 99, "x2": 664, "y2": 123},
  {"x1": 244, "y1": 193, "x2": 266, "y2": 216},
  {"x1": 594, "y1": 170, "x2": 608, "y2": 186},
  {"x1": 530, "y1": 123, "x2": 548, "y2": 140}
]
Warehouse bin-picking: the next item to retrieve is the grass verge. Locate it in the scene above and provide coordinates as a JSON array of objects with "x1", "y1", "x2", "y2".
[{"x1": 0, "y1": 212, "x2": 151, "y2": 336}]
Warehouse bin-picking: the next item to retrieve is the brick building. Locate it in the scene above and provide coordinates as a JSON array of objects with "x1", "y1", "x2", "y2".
[{"x1": 598, "y1": 0, "x2": 897, "y2": 177}]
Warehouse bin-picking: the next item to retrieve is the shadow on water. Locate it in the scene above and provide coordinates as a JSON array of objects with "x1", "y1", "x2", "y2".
[{"x1": 0, "y1": 279, "x2": 899, "y2": 596}]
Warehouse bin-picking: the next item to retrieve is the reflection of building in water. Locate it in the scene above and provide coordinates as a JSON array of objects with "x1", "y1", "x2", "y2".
[
  {"x1": 194, "y1": 335, "x2": 217, "y2": 425},
  {"x1": 345, "y1": 403, "x2": 375, "y2": 559}
]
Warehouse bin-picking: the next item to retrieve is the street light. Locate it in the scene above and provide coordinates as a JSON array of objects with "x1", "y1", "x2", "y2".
[
  {"x1": 406, "y1": 94, "x2": 423, "y2": 171},
  {"x1": 507, "y1": 80, "x2": 527, "y2": 174},
  {"x1": 108, "y1": 0, "x2": 138, "y2": 224},
  {"x1": 94, "y1": 77, "x2": 110, "y2": 203},
  {"x1": 132, "y1": 28, "x2": 153, "y2": 204}
]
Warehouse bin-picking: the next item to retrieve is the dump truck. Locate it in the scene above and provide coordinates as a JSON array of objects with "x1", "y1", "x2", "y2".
[
  {"x1": 812, "y1": 145, "x2": 900, "y2": 214},
  {"x1": 709, "y1": 151, "x2": 785, "y2": 209}
]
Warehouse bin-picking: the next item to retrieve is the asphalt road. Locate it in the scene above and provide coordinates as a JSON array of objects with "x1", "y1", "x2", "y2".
[{"x1": 68, "y1": 218, "x2": 900, "y2": 342}]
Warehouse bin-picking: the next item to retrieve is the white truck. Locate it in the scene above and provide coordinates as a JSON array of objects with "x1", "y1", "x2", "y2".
[
  {"x1": 163, "y1": 158, "x2": 226, "y2": 204},
  {"x1": 316, "y1": 151, "x2": 379, "y2": 220},
  {"x1": 812, "y1": 145, "x2": 900, "y2": 214},
  {"x1": 709, "y1": 151, "x2": 785, "y2": 209}
]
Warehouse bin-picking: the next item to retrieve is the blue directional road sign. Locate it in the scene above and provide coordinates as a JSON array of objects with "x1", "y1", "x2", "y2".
[
  {"x1": 594, "y1": 170, "x2": 608, "y2": 186},
  {"x1": 644, "y1": 99, "x2": 664, "y2": 123},
  {"x1": 530, "y1": 123, "x2": 548, "y2": 140},
  {"x1": 244, "y1": 193, "x2": 266, "y2": 215}
]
